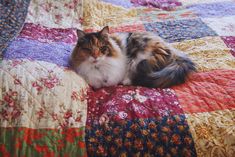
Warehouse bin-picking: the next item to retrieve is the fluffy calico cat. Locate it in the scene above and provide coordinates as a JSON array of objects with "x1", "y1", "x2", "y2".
[{"x1": 70, "y1": 26, "x2": 196, "y2": 89}]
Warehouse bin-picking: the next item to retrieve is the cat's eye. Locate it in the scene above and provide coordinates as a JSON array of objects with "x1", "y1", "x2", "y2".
[
  {"x1": 82, "y1": 48, "x2": 92, "y2": 52},
  {"x1": 100, "y1": 46, "x2": 108, "y2": 53}
]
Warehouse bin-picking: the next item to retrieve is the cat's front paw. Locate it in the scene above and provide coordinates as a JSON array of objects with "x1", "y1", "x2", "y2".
[{"x1": 122, "y1": 78, "x2": 131, "y2": 85}]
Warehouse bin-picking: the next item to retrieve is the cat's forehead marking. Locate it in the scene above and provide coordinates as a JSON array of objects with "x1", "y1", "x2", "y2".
[{"x1": 91, "y1": 35, "x2": 99, "y2": 45}]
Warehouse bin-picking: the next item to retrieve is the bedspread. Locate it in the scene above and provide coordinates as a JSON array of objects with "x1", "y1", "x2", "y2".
[{"x1": 1, "y1": 0, "x2": 235, "y2": 157}]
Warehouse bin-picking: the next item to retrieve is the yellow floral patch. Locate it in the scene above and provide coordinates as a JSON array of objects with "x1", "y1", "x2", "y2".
[
  {"x1": 83, "y1": 0, "x2": 138, "y2": 30},
  {"x1": 186, "y1": 109, "x2": 235, "y2": 157},
  {"x1": 171, "y1": 37, "x2": 235, "y2": 72}
]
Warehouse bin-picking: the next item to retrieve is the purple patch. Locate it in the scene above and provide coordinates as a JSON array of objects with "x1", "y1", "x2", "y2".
[
  {"x1": 102, "y1": 0, "x2": 133, "y2": 8},
  {"x1": 188, "y1": 1, "x2": 235, "y2": 18},
  {"x1": 131, "y1": 0, "x2": 182, "y2": 10},
  {"x1": 3, "y1": 38, "x2": 73, "y2": 67}
]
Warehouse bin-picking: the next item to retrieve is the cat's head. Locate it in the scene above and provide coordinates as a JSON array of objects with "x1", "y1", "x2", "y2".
[{"x1": 71, "y1": 26, "x2": 118, "y2": 66}]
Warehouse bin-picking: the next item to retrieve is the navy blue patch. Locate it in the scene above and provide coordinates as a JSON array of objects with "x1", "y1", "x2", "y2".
[
  {"x1": 144, "y1": 19, "x2": 217, "y2": 42},
  {"x1": 86, "y1": 115, "x2": 197, "y2": 157},
  {"x1": 0, "y1": 0, "x2": 31, "y2": 56}
]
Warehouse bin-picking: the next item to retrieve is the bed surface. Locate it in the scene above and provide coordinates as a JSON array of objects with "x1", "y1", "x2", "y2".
[{"x1": 1, "y1": 0, "x2": 235, "y2": 156}]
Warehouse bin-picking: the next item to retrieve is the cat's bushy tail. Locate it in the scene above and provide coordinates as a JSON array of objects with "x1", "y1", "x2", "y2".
[{"x1": 133, "y1": 53, "x2": 196, "y2": 88}]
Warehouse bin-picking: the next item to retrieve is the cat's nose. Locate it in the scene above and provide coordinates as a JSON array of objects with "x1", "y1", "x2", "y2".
[
  {"x1": 93, "y1": 55, "x2": 98, "y2": 59},
  {"x1": 93, "y1": 51, "x2": 99, "y2": 59}
]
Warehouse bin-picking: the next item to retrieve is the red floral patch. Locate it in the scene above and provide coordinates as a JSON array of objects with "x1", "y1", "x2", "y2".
[{"x1": 86, "y1": 86, "x2": 182, "y2": 125}]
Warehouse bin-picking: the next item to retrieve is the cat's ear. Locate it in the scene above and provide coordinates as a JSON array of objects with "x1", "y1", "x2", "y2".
[
  {"x1": 100, "y1": 26, "x2": 109, "y2": 36},
  {"x1": 76, "y1": 29, "x2": 86, "y2": 38}
]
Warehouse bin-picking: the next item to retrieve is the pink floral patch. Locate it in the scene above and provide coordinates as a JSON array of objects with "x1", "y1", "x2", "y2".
[
  {"x1": 37, "y1": 108, "x2": 45, "y2": 120},
  {"x1": 40, "y1": 75, "x2": 60, "y2": 89},
  {"x1": 86, "y1": 86, "x2": 183, "y2": 125},
  {"x1": 64, "y1": 110, "x2": 73, "y2": 119},
  {"x1": 19, "y1": 23, "x2": 77, "y2": 44},
  {"x1": 0, "y1": 90, "x2": 22, "y2": 121},
  {"x1": 71, "y1": 91, "x2": 79, "y2": 101},
  {"x1": 84, "y1": 24, "x2": 146, "y2": 33},
  {"x1": 32, "y1": 81, "x2": 43, "y2": 93},
  {"x1": 131, "y1": 0, "x2": 182, "y2": 11},
  {"x1": 55, "y1": 14, "x2": 63, "y2": 24},
  {"x1": 42, "y1": 2, "x2": 53, "y2": 12},
  {"x1": 11, "y1": 60, "x2": 24, "y2": 67}
]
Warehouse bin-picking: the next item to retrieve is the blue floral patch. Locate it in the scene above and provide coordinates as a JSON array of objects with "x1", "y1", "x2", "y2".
[
  {"x1": 86, "y1": 115, "x2": 197, "y2": 157},
  {"x1": 188, "y1": 1, "x2": 235, "y2": 18},
  {"x1": 144, "y1": 19, "x2": 217, "y2": 42}
]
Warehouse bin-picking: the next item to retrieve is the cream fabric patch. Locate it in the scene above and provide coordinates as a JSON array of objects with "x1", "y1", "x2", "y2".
[
  {"x1": 202, "y1": 16, "x2": 235, "y2": 36},
  {"x1": 26, "y1": 0, "x2": 83, "y2": 29},
  {"x1": 0, "y1": 59, "x2": 88, "y2": 129}
]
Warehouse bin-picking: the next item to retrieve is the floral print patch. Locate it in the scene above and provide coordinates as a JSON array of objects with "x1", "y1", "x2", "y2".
[
  {"x1": 0, "y1": 127, "x2": 86, "y2": 157},
  {"x1": 86, "y1": 115, "x2": 197, "y2": 157},
  {"x1": 86, "y1": 86, "x2": 183, "y2": 125},
  {"x1": 186, "y1": 109, "x2": 235, "y2": 157},
  {"x1": 171, "y1": 36, "x2": 233, "y2": 72},
  {"x1": 19, "y1": 23, "x2": 77, "y2": 44},
  {"x1": 0, "y1": 59, "x2": 88, "y2": 128},
  {"x1": 26, "y1": 0, "x2": 83, "y2": 29}
]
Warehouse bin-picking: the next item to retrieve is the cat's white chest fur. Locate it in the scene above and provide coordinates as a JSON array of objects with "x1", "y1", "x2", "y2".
[{"x1": 75, "y1": 56, "x2": 126, "y2": 89}]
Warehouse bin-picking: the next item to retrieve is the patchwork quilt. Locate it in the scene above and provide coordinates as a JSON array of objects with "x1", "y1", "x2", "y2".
[{"x1": 1, "y1": 0, "x2": 235, "y2": 156}]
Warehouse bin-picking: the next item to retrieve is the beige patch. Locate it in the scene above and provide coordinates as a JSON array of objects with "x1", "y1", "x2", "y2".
[
  {"x1": 0, "y1": 59, "x2": 88, "y2": 129},
  {"x1": 83, "y1": 0, "x2": 138, "y2": 29},
  {"x1": 171, "y1": 37, "x2": 235, "y2": 72},
  {"x1": 186, "y1": 109, "x2": 235, "y2": 157}
]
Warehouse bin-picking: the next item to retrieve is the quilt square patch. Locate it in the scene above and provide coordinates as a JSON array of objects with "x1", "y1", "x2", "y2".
[
  {"x1": 188, "y1": 1, "x2": 235, "y2": 18},
  {"x1": 110, "y1": 24, "x2": 146, "y2": 33},
  {"x1": 222, "y1": 36, "x2": 235, "y2": 56},
  {"x1": 3, "y1": 38, "x2": 73, "y2": 67},
  {"x1": 86, "y1": 86, "x2": 183, "y2": 125},
  {"x1": 86, "y1": 115, "x2": 197, "y2": 157},
  {"x1": 171, "y1": 37, "x2": 234, "y2": 72},
  {"x1": 137, "y1": 8, "x2": 197, "y2": 23},
  {"x1": 173, "y1": 70, "x2": 235, "y2": 114},
  {"x1": 202, "y1": 16, "x2": 235, "y2": 36},
  {"x1": 144, "y1": 19, "x2": 217, "y2": 42},
  {"x1": 186, "y1": 109, "x2": 235, "y2": 157},
  {"x1": 0, "y1": 127, "x2": 87, "y2": 157}
]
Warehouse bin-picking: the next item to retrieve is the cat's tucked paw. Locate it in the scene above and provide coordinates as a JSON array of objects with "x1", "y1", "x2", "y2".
[{"x1": 122, "y1": 78, "x2": 131, "y2": 85}]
